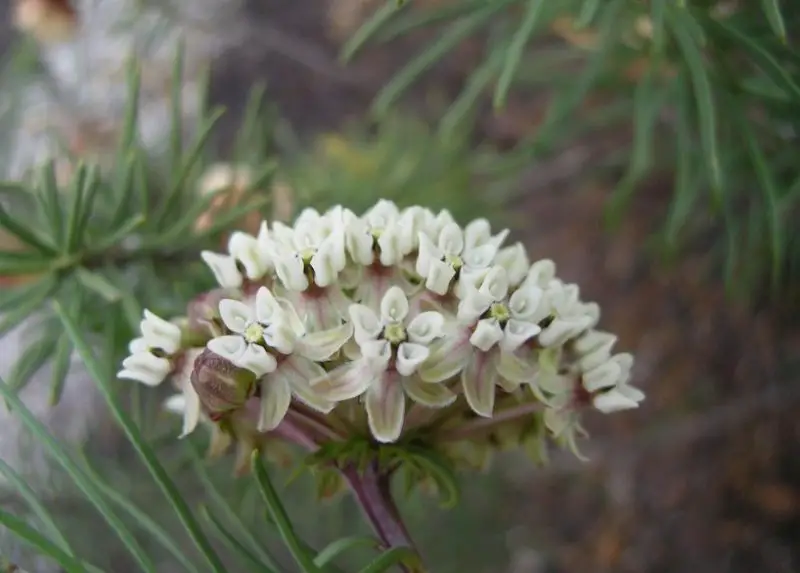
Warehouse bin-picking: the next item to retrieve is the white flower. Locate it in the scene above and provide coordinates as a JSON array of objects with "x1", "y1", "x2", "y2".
[
  {"x1": 117, "y1": 351, "x2": 171, "y2": 386},
  {"x1": 581, "y1": 352, "x2": 644, "y2": 413},
  {"x1": 227, "y1": 221, "x2": 272, "y2": 280},
  {"x1": 269, "y1": 207, "x2": 347, "y2": 291},
  {"x1": 536, "y1": 281, "x2": 598, "y2": 347},
  {"x1": 420, "y1": 266, "x2": 543, "y2": 417},
  {"x1": 313, "y1": 286, "x2": 453, "y2": 443},
  {"x1": 201, "y1": 251, "x2": 243, "y2": 289},
  {"x1": 138, "y1": 310, "x2": 182, "y2": 354},
  {"x1": 207, "y1": 287, "x2": 351, "y2": 430},
  {"x1": 397, "y1": 206, "x2": 436, "y2": 255},
  {"x1": 344, "y1": 200, "x2": 405, "y2": 267},
  {"x1": 416, "y1": 219, "x2": 508, "y2": 295}
]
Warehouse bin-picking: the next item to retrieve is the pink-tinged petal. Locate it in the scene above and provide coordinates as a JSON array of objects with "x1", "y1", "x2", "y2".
[
  {"x1": 396, "y1": 342, "x2": 429, "y2": 376},
  {"x1": 418, "y1": 333, "x2": 472, "y2": 383},
  {"x1": 262, "y1": 322, "x2": 296, "y2": 355},
  {"x1": 403, "y1": 377, "x2": 456, "y2": 408},
  {"x1": 237, "y1": 343, "x2": 277, "y2": 378},
  {"x1": 349, "y1": 304, "x2": 382, "y2": 345},
  {"x1": 218, "y1": 299, "x2": 253, "y2": 334},
  {"x1": 276, "y1": 355, "x2": 336, "y2": 413},
  {"x1": 297, "y1": 321, "x2": 353, "y2": 362},
  {"x1": 461, "y1": 351, "x2": 499, "y2": 417},
  {"x1": 365, "y1": 372, "x2": 406, "y2": 443},
  {"x1": 257, "y1": 374, "x2": 292, "y2": 431},
  {"x1": 406, "y1": 311, "x2": 445, "y2": 344},
  {"x1": 300, "y1": 293, "x2": 344, "y2": 332},
  {"x1": 496, "y1": 349, "x2": 538, "y2": 385},
  {"x1": 360, "y1": 339, "x2": 391, "y2": 366},
  {"x1": 311, "y1": 359, "x2": 375, "y2": 401}
]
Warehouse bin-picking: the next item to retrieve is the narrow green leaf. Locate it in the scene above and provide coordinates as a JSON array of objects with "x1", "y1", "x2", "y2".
[
  {"x1": 200, "y1": 505, "x2": 277, "y2": 573},
  {"x1": 574, "y1": 0, "x2": 601, "y2": 28},
  {"x1": 0, "y1": 278, "x2": 56, "y2": 337},
  {"x1": 90, "y1": 213, "x2": 146, "y2": 253},
  {"x1": 81, "y1": 456, "x2": 202, "y2": 573},
  {"x1": 670, "y1": 8, "x2": 722, "y2": 202},
  {"x1": 710, "y1": 18, "x2": 800, "y2": 99},
  {"x1": 372, "y1": 2, "x2": 512, "y2": 117},
  {"x1": 493, "y1": 0, "x2": 545, "y2": 109},
  {"x1": 75, "y1": 165, "x2": 101, "y2": 247},
  {"x1": 0, "y1": 376, "x2": 156, "y2": 572},
  {"x1": 190, "y1": 450, "x2": 280, "y2": 570},
  {"x1": 62, "y1": 163, "x2": 88, "y2": 254},
  {"x1": 340, "y1": 0, "x2": 407, "y2": 62},
  {"x1": 187, "y1": 195, "x2": 272, "y2": 243},
  {"x1": 251, "y1": 451, "x2": 323, "y2": 573},
  {"x1": 48, "y1": 332, "x2": 72, "y2": 405},
  {"x1": 0, "y1": 250, "x2": 52, "y2": 275},
  {"x1": 356, "y1": 547, "x2": 420, "y2": 573},
  {"x1": 378, "y1": 0, "x2": 497, "y2": 42},
  {"x1": 170, "y1": 39, "x2": 186, "y2": 172},
  {"x1": 234, "y1": 83, "x2": 268, "y2": 164},
  {"x1": 53, "y1": 303, "x2": 228, "y2": 573},
  {"x1": 156, "y1": 106, "x2": 226, "y2": 227},
  {"x1": 439, "y1": 50, "x2": 504, "y2": 136},
  {"x1": 110, "y1": 152, "x2": 138, "y2": 228},
  {"x1": 6, "y1": 332, "x2": 58, "y2": 395},
  {"x1": 0, "y1": 203, "x2": 57, "y2": 255},
  {"x1": 35, "y1": 160, "x2": 64, "y2": 243},
  {"x1": 75, "y1": 267, "x2": 123, "y2": 302},
  {"x1": 0, "y1": 458, "x2": 74, "y2": 556},
  {"x1": 118, "y1": 55, "x2": 142, "y2": 154},
  {"x1": 314, "y1": 536, "x2": 379, "y2": 568},
  {"x1": 0, "y1": 275, "x2": 56, "y2": 314},
  {"x1": 0, "y1": 508, "x2": 87, "y2": 573},
  {"x1": 760, "y1": 0, "x2": 787, "y2": 42}
]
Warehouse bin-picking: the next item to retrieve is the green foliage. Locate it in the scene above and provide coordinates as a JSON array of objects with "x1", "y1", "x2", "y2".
[{"x1": 345, "y1": 0, "x2": 800, "y2": 301}]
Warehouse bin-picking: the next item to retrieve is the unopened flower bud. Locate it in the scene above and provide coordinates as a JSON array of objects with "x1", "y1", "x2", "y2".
[{"x1": 190, "y1": 348, "x2": 257, "y2": 420}]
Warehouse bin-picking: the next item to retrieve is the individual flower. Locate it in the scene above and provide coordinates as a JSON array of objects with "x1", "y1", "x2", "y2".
[
  {"x1": 535, "y1": 280, "x2": 599, "y2": 348},
  {"x1": 416, "y1": 219, "x2": 508, "y2": 296},
  {"x1": 227, "y1": 221, "x2": 273, "y2": 281},
  {"x1": 574, "y1": 330, "x2": 644, "y2": 413},
  {"x1": 117, "y1": 310, "x2": 183, "y2": 386},
  {"x1": 314, "y1": 286, "x2": 454, "y2": 443},
  {"x1": 201, "y1": 250, "x2": 243, "y2": 290},
  {"x1": 420, "y1": 266, "x2": 543, "y2": 417},
  {"x1": 206, "y1": 286, "x2": 351, "y2": 431}
]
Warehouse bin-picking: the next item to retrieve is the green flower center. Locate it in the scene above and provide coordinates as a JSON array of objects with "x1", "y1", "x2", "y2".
[
  {"x1": 489, "y1": 302, "x2": 511, "y2": 324},
  {"x1": 383, "y1": 322, "x2": 407, "y2": 345},
  {"x1": 300, "y1": 248, "x2": 316, "y2": 265},
  {"x1": 445, "y1": 254, "x2": 463, "y2": 270},
  {"x1": 244, "y1": 323, "x2": 265, "y2": 344}
]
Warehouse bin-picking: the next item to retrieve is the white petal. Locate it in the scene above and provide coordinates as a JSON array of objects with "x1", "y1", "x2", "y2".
[
  {"x1": 257, "y1": 374, "x2": 292, "y2": 431},
  {"x1": 140, "y1": 310, "x2": 182, "y2": 354},
  {"x1": 469, "y1": 318, "x2": 504, "y2": 352},
  {"x1": 380, "y1": 286, "x2": 409, "y2": 323},
  {"x1": 297, "y1": 321, "x2": 353, "y2": 362},
  {"x1": 425, "y1": 259, "x2": 456, "y2": 296},
  {"x1": 403, "y1": 377, "x2": 457, "y2": 408},
  {"x1": 377, "y1": 225, "x2": 403, "y2": 266},
  {"x1": 478, "y1": 266, "x2": 509, "y2": 301},
  {"x1": 463, "y1": 218, "x2": 492, "y2": 251},
  {"x1": 397, "y1": 206, "x2": 430, "y2": 254},
  {"x1": 437, "y1": 222, "x2": 464, "y2": 256},
  {"x1": 128, "y1": 337, "x2": 148, "y2": 354},
  {"x1": 228, "y1": 231, "x2": 270, "y2": 280},
  {"x1": 406, "y1": 311, "x2": 445, "y2": 344},
  {"x1": 396, "y1": 342, "x2": 430, "y2": 376},
  {"x1": 277, "y1": 355, "x2": 335, "y2": 413},
  {"x1": 201, "y1": 251, "x2": 243, "y2": 289},
  {"x1": 118, "y1": 352, "x2": 171, "y2": 386},
  {"x1": 365, "y1": 199, "x2": 400, "y2": 228},
  {"x1": 456, "y1": 280, "x2": 494, "y2": 323},
  {"x1": 495, "y1": 243, "x2": 530, "y2": 287},
  {"x1": 416, "y1": 232, "x2": 442, "y2": 277},
  {"x1": 538, "y1": 316, "x2": 593, "y2": 347},
  {"x1": 365, "y1": 373, "x2": 406, "y2": 443},
  {"x1": 346, "y1": 221, "x2": 374, "y2": 266},
  {"x1": 274, "y1": 251, "x2": 308, "y2": 291},
  {"x1": 592, "y1": 389, "x2": 642, "y2": 413},
  {"x1": 461, "y1": 351, "x2": 498, "y2": 417},
  {"x1": 463, "y1": 243, "x2": 498, "y2": 272},
  {"x1": 360, "y1": 339, "x2": 392, "y2": 367},
  {"x1": 262, "y1": 322, "x2": 296, "y2": 355},
  {"x1": 500, "y1": 319, "x2": 541, "y2": 353},
  {"x1": 180, "y1": 384, "x2": 202, "y2": 438},
  {"x1": 310, "y1": 247, "x2": 337, "y2": 288},
  {"x1": 255, "y1": 287, "x2": 283, "y2": 325},
  {"x1": 349, "y1": 304, "x2": 382, "y2": 346},
  {"x1": 496, "y1": 350, "x2": 538, "y2": 385},
  {"x1": 236, "y1": 343, "x2": 278, "y2": 378},
  {"x1": 311, "y1": 359, "x2": 374, "y2": 401},
  {"x1": 508, "y1": 284, "x2": 544, "y2": 322},
  {"x1": 164, "y1": 394, "x2": 186, "y2": 414},
  {"x1": 418, "y1": 332, "x2": 472, "y2": 383},
  {"x1": 524, "y1": 259, "x2": 557, "y2": 289},
  {"x1": 277, "y1": 297, "x2": 307, "y2": 337},
  {"x1": 575, "y1": 331, "x2": 617, "y2": 372},
  {"x1": 207, "y1": 335, "x2": 247, "y2": 362},
  {"x1": 218, "y1": 299, "x2": 254, "y2": 334}
]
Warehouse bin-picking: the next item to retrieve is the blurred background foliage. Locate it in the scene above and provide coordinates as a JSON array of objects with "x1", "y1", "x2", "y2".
[{"x1": 0, "y1": 0, "x2": 798, "y2": 572}]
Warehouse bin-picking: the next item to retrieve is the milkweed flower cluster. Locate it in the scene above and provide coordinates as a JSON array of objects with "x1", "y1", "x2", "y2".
[{"x1": 118, "y1": 199, "x2": 644, "y2": 476}]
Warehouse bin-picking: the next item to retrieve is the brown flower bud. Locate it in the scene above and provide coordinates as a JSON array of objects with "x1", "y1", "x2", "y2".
[{"x1": 190, "y1": 349, "x2": 257, "y2": 421}]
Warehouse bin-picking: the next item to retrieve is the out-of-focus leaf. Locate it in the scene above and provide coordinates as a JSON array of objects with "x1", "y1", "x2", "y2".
[
  {"x1": 340, "y1": 0, "x2": 408, "y2": 62},
  {"x1": 200, "y1": 505, "x2": 277, "y2": 573},
  {"x1": 493, "y1": 0, "x2": 546, "y2": 109},
  {"x1": 0, "y1": 508, "x2": 88, "y2": 573}
]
